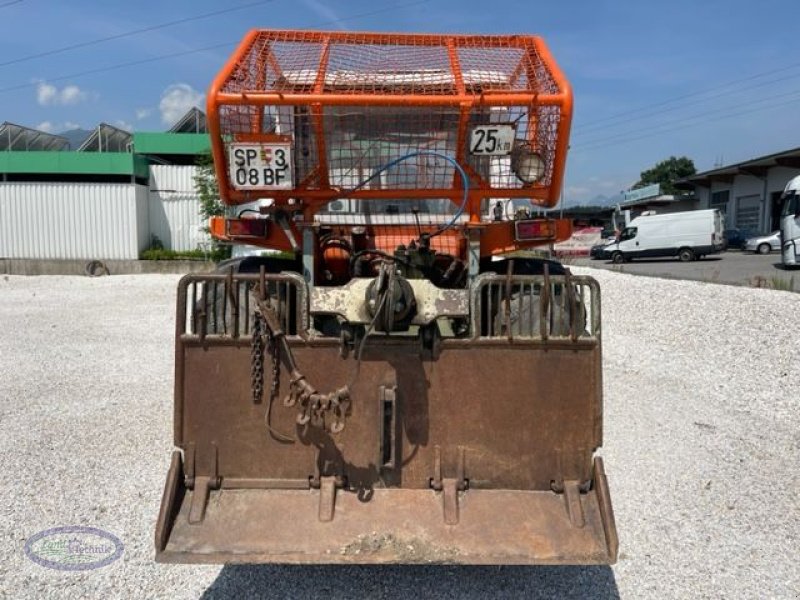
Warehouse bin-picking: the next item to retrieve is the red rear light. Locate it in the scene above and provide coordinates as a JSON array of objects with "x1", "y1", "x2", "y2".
[
  {"x1": 226, "y1": 218, "x2": 269, "y2": 238},
  {"x1": 515, "y1": 219, "x2": 556, "y2": 241}
]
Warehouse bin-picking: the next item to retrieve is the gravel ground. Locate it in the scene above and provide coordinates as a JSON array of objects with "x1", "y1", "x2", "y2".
[{"x1": 0, "y1": 271, "x2": 798, "y2": 599}]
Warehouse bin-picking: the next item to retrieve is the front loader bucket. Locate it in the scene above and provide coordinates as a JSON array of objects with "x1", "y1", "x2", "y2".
[{"x1": 155, "y1": 273, "x2": 618, "y2": 565}]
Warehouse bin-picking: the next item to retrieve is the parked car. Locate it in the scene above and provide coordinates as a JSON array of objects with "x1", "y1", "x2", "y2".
[
  {"x1": 744, "y1": 231, "x2": 781, "y2": 254},
  {"x1": 590, "y1": 239, "x2": 615, "y2": 259},
  {"x1": 723, "y1": 228, "x2": 754, "y2": 250}
]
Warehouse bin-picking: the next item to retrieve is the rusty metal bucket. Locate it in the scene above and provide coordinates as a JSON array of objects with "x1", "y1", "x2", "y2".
[{"x1": 155, "y1": 272, "x2": 618, "y2": 564}]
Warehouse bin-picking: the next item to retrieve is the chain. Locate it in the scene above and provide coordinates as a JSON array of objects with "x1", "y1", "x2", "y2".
[
  {"x1": 269, "y1": 327, "x2": 280, "y2": 402},
  {"x1": 250, "y1": 309, "x2": 280, "y2": 405},
  {"x1": 254, "y1": 297, "x2": 351, "y2": 434},
  {"x1": 250, "y1": 312, "x2": 266, "y2": 404},
  {"x1": 251, "y1": 306, "x2": 295, "y2": 443}
]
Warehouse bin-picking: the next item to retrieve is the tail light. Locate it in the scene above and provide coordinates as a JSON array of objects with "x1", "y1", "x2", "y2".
[
  {"x1": 225, "y1": 218, "x2": 269, "y2": 238},
  {"x1": 515, "y1": 219, "x2": 556, "y2": 241}
]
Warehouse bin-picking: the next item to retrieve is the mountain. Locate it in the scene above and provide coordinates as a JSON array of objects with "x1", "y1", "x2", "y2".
[
  {"x1": 565, "y1": 193, "x2": 624, "y2": 209},
  {"x1": 58, "y1": 128, "x2": 93, "y2": 150}
]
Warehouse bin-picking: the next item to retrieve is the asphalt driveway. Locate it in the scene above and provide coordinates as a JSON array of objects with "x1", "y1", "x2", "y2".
[{"x1": 573, "y1": 250, "x2": 797, "y2": 290}]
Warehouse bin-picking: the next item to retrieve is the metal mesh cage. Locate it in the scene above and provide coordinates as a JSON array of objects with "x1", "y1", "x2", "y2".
[{"x1": 209, "y1": 31, "x2": 572, "y2": 213}]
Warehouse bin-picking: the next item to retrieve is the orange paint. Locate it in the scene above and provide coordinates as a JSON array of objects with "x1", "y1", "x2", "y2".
[{"x1": 207, "y1": 30, "x2": 574, "y2": 258}]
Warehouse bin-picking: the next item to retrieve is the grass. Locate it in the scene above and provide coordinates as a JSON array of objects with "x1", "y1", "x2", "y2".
[
  {"x1": 770, "y1": 276, "x2": 796, "y2": 292},
  {"x1": 140, "y1": 234, "x2": 231, "y2": 262},
  {"x1": 140, "y1": 247, "x2": 228, "y2": 262},
  {"x1": 748, "y1": 274, "x2": 796, "y2": 292}
]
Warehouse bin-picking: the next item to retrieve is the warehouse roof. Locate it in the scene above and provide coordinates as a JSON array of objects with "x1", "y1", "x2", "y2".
[
  {"x1": 0, "y1": 122, "x2": 69, "y2": 151},
  {"x1": 169, "y1": 107, "x2": 206, "y2": 133},
  {"x1": 677, "y1": 146, "x2": 800, "y2": 188},
  {"x1": 78, "y1": 123, "x2": 132, "y2": 152},
  {"x1": 0, "y1": 109, "x2": 210, "y2": 178}
]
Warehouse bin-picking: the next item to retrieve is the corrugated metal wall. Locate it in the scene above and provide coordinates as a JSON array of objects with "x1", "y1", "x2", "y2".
[
  {"x1": 0, "y1": 167, "x2": 210, "y2": 259},
  {"x1": 148, "y1": 165, "x2": 209, "y2": 252},
  {"x1": 0, "y1": 183, "x2": 149, "y2": 259}
]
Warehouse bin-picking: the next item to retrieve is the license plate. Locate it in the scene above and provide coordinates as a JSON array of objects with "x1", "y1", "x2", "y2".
[
  {"x1": 229, "y1": 143, "x2": 293, "y2": 190},
  {"x1": 469, "y1": 124, "x2": 515, "y2": 156}
]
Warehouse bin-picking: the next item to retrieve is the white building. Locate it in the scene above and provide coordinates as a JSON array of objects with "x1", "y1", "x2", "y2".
[
  {"x1": 0, "y1": 111, "x2": 212, "y2": 261},
  {"x1": 677, "y1": 147, "x2": 800, "y2": 234}
]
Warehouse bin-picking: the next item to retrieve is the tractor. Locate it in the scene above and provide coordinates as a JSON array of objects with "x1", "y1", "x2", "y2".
[{"x1": 155, "y1": 29, "x2": 617, "y2": 564}]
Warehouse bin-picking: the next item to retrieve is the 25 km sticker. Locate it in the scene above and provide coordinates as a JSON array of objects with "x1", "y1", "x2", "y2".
[
  {"x1": 469, "y1": 125, "x2": 515, "y2": 156},
  {"x1": 229, "y1": 143, "x2": 293, "y2": 190}
]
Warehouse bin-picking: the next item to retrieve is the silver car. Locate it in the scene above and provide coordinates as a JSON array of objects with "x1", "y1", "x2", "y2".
[{"x1": 744, "y1": 231, "x2": 781, "y2": 254}]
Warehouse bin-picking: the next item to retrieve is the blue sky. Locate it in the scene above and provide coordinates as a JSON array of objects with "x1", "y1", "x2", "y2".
[{"x1": 1, "y1": 0, "x2": 799, "y2": 203}]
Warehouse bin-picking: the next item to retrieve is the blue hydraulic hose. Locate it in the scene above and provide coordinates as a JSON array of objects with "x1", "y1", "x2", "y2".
[{"x1": 342, "y1": 150, "x2": 470, "y2": 237}]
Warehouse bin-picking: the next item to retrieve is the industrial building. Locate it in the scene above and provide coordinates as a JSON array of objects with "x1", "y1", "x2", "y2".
[
  {"x1": 0, "y1": 108, "x2": 211, "y2": 261},
  {"x1": 677, "y1": 147, "x2": 800, "y2": 233}
]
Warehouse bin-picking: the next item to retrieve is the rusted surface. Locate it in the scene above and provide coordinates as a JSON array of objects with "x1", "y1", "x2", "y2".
[
  {"x1": 174, "y1": 341, "x2": 600, "y2": 490},
  {"x1": 157, "y1": 272, "x2": 617, "y2": 565},
  {"x1": 157, "y1": 458, "x2": 615, "y2": 565}
]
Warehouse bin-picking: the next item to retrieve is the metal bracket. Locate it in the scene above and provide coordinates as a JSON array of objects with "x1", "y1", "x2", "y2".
[
  {"x1": 310, "y1": 453, "x2": 345, "y2": 490},
  {"x1": 441, "y1": 479, "x2": 460, "y2": 526},
  {"x1": 318, "y1": 476, "x2": 337, "y2": 522},
  {"x1": 563, "y1": 480, "x2": 586, "y2": 528},
  {"x1": 431, "y1": 446, "x2": 467, "y2": 525},
  {"x1": 551, "y1": 479, "x2": 588, "y2": 529},
  {"x1": 184, "y1": 442, "x2": 220, "y2": 525}
]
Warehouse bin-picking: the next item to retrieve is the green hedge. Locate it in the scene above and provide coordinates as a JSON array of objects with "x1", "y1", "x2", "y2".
[{"x1": 140, "y1": 248, "x2": 228, "y2": 262}]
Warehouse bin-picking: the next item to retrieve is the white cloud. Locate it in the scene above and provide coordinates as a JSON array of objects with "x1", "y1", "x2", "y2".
[
  {"x1": 60, "y1": 85, "x2": 87, "y2": 105},
  {"x1": 159, "y1": 83, "x2": 204, "y2": 126},
  {"x1": 113, "y1": 120, "x2": 133, "y2": 132},
  {"x1": 35, "y1": 81, "x2": 89, "y2": 106},
  {"x1": 35, "y1": 120, "x2": 81, "y2": 133},
  {"x1": 135, "y1": 108, "x2": 152, "y2": 120},
  {"x1": 36, "y1": 83, "x2": 57, "y2": 106}
]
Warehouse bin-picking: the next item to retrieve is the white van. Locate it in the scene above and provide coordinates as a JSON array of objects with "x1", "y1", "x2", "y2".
[{"x1": 606, "y1": 209, "x2": 725, "y2": 264}]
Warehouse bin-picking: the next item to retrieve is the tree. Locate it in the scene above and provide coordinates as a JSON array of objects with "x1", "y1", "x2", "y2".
[
  {"x1": 633, "y1": 156, "x2": 696, "y2": 195},
  {"x1": 194, "y1": 151, "x2": 231, "y2": 259}
]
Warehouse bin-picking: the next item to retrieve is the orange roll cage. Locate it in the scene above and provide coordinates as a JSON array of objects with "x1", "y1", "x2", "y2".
[{"x1": 206, "y1": 30, "x2": 574, "y2": 253}]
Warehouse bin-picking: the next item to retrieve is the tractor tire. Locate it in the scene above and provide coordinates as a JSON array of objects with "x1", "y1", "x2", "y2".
[
  {"x1": 494, "y1": 285, "x2": 587, "y2": 338},
  {"x1": 199, "y1": 263, "x2": 293, "y2": 337}
]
